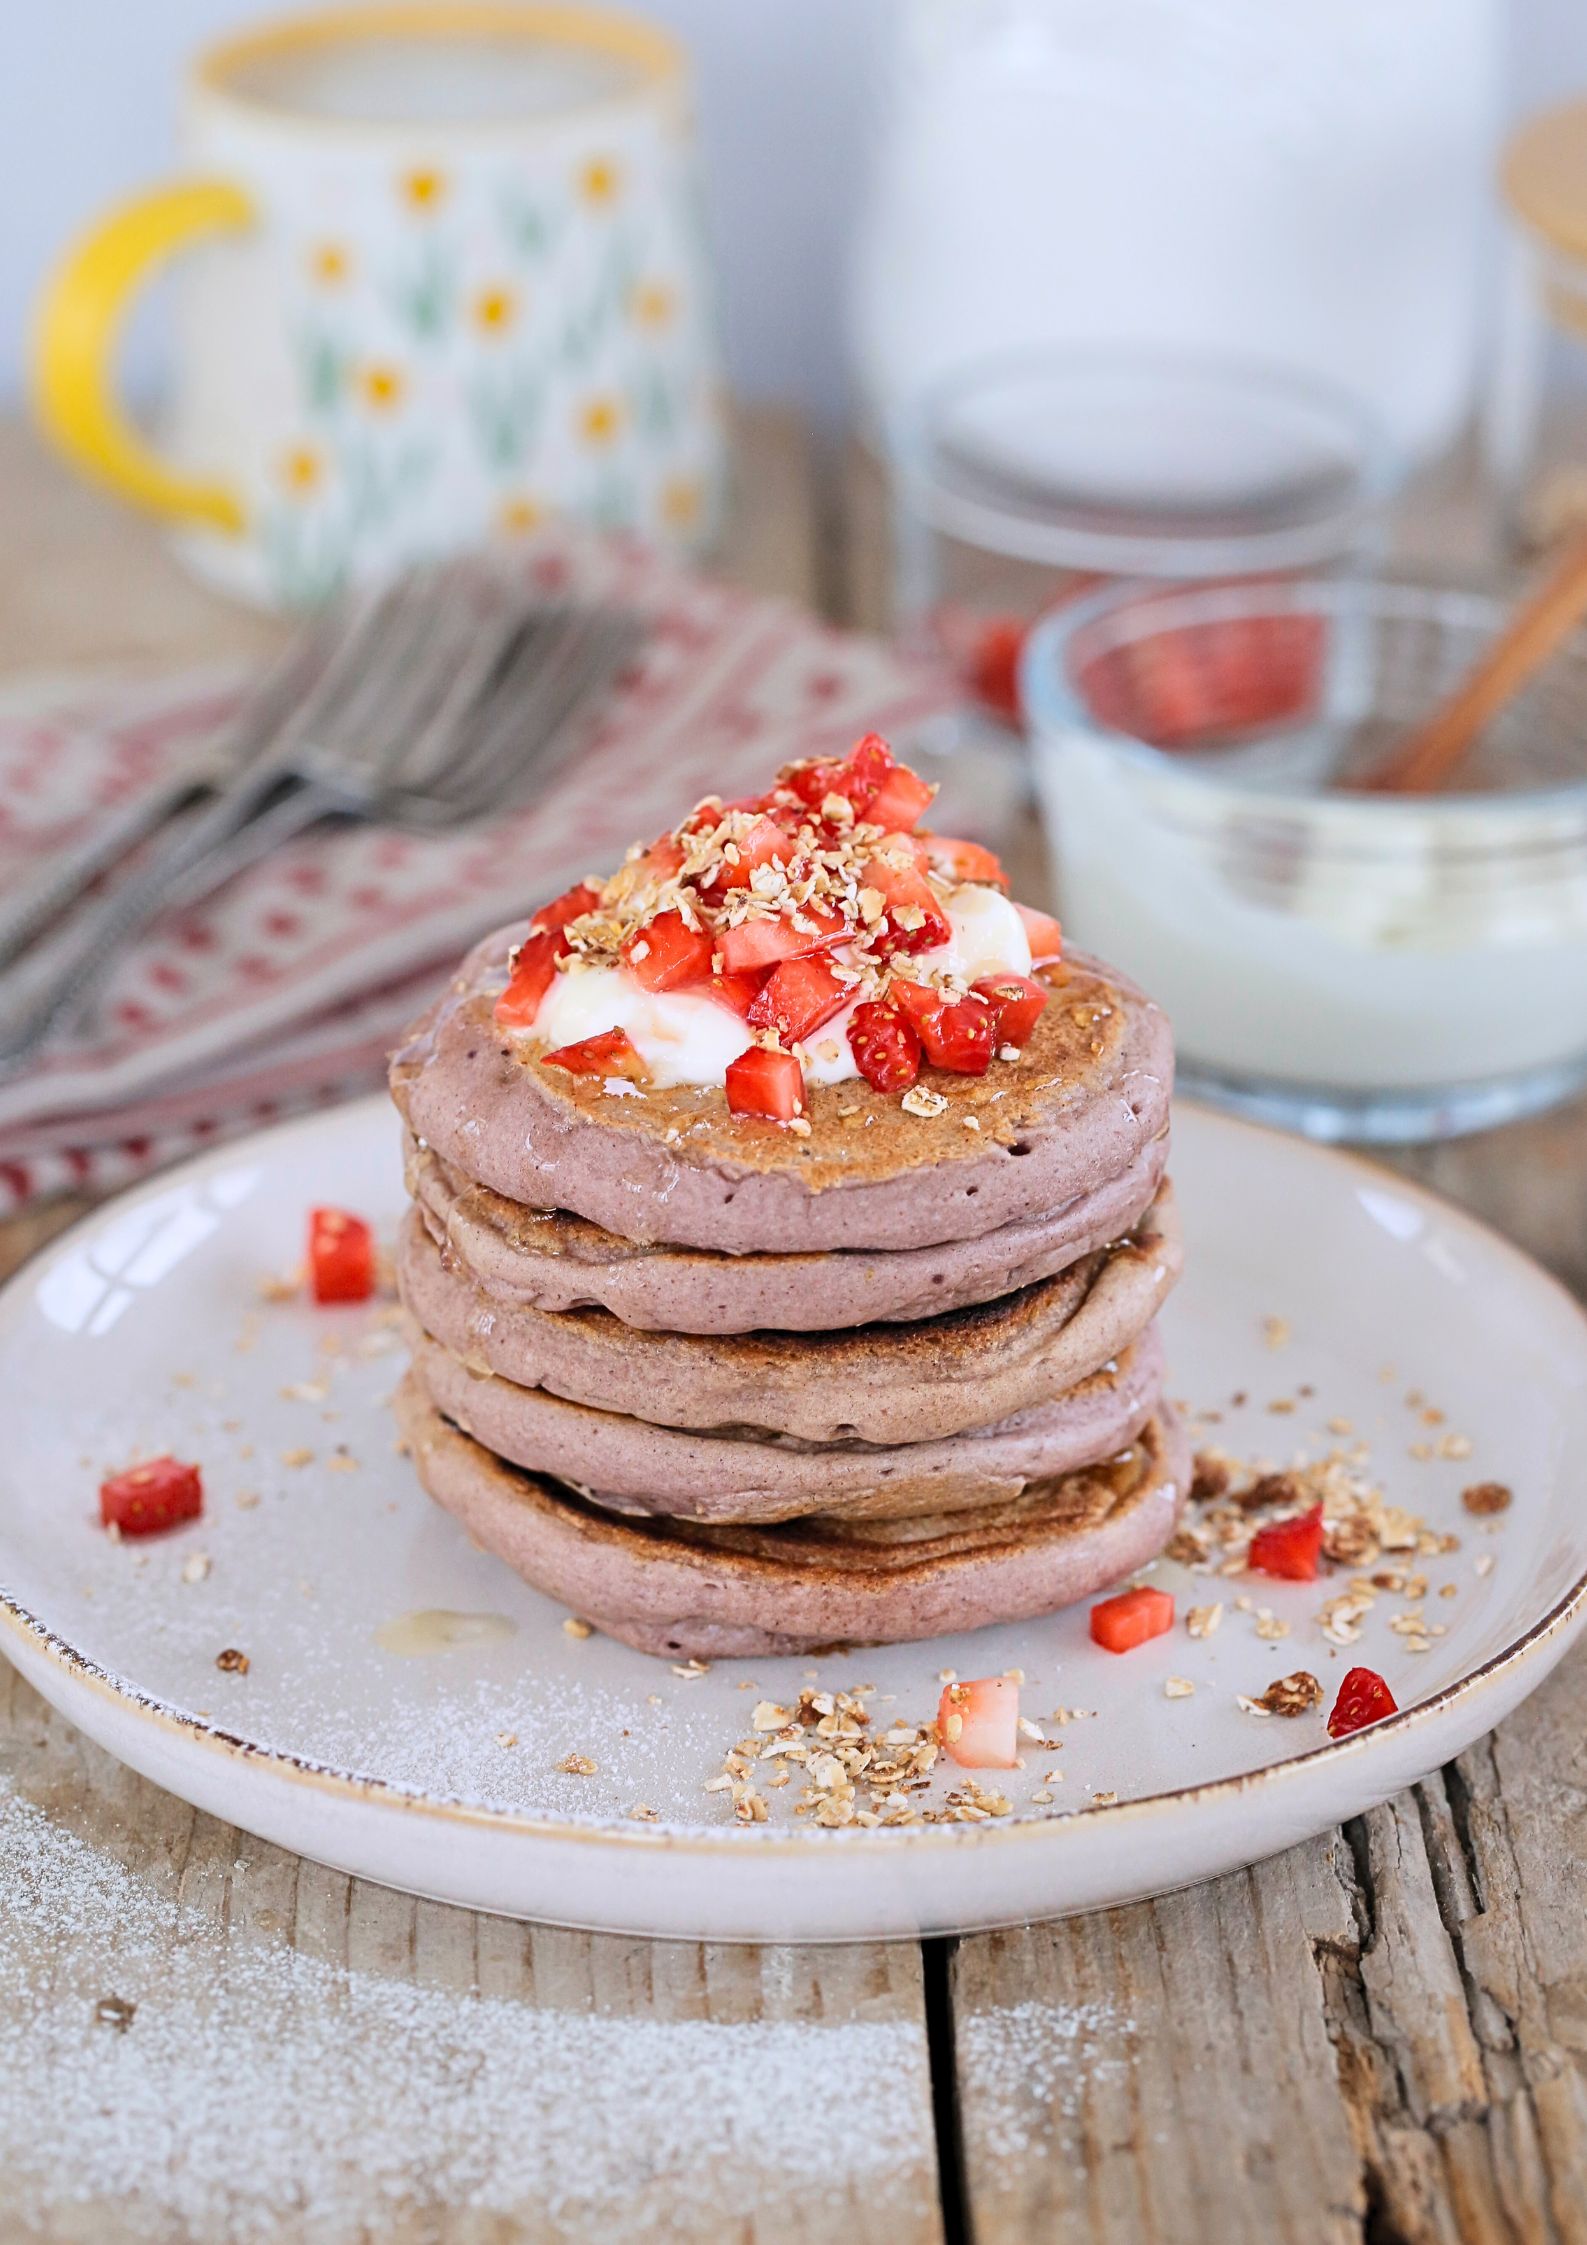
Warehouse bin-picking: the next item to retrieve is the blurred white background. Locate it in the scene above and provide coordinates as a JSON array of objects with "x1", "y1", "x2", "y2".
[{"x1": 3, "y1": 0, "x2": 1585, "y2": 421}]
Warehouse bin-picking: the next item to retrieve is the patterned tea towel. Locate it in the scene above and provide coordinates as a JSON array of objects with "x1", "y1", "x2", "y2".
[{"x1": 0, "y1": 531, "x2": 956, "y2": 1214}]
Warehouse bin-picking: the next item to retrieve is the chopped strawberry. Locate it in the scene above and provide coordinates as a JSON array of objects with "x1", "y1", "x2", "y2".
[
  {"x1": 543, "y1": 1027, "x2": 648, "y2": 1081},
  {"x1": 706, "y1": 971, "x2": 766, "y2": 1018},
  {"x1": 623, "y1": 910, "x2": 714, "y2": 992},
  {"x1": 865, "y1": 849, "x2": 951, "y2": 954},
  {"x1": 308, "y1": 1206, "x2": 375, "y2": 1303},
  {"x1": 725, "y1": 1043, "x2": 806, "y2": 1121},
  {"x1": 530, "y1": 881, "x2": 600, "y2": 934},
  {"x1": 973, "y1": 973, "x2": 1048, "y2": 1048},
  {"x1": 707, "y1": 815, "x2": 796, "y2": 892},
  {"x1": 641, "y1": 833, "x2": 686, "y2": 881},
  {"x1": 865, "y1": 761, "x2": 936, "y2": 832},
  {"x1": 925, "y1": 836, "x2": 1009, "y2": 889},
  {"x1": 937, "y1": 1676, "x2": 1020, "y2": 1769},
  {"x1": 1089, "y1": 1584, "x2": 1175, "y2": 1653},
  {"x1": 100, "y1": 1456, "x2": 204, "y2": 1538},
  {"x1": 1248, "y1": 1503, "x2": 1325, "y2": 1583},
  {"x1": 889, "y1": 979, "x2": 995, "y2": 1073},
  {"x1": 747, "y1": 956, "x2": 848, "y2": 1044},
  {"x1": 493, "y1": 928, "x2": 566, "y2": 1030},
  {"x1": 1015, "y1": 902, "x2": 1064, "y2": 963},
  {"x1": 1327, "y1": 1665, "x2": 1398, "y2": 1740},
  {"x1": 717, "y1": 908, "x2": 846, "y2": 974},
  {"x1": 848, "y1": 1001, "x2": 921, "y2": 1092}
]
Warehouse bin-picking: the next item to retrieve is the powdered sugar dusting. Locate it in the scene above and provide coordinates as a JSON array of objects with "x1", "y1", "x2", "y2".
[
  {"x1": 0, "y1": 1776, "x2": 929, "y2": 2239},
  {"x1": 957, "y1": 1997, "x2": 1136, "y2": 2158}
]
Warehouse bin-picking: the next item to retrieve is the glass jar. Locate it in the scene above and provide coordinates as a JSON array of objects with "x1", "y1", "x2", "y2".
[
  {"x1": 1022, "y1": 576, "x2": 1587, "y2": 1142},
  {"x1": 1486, "y1": 99, "x2": 1587, "y2": 553},
  {"x1": 889, "y1": 345, "x2": 1390, "y2": 728}
]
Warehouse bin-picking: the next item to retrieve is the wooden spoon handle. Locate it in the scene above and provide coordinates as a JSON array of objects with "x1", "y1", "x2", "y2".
[{"x1": 1364, "y1": 533, "x2": 1587, "y2": 794}]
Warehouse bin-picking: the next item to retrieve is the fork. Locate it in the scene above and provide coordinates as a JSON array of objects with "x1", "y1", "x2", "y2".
[{"x1": 0, "y1": 567, "x2": 639, "y2": 1074}]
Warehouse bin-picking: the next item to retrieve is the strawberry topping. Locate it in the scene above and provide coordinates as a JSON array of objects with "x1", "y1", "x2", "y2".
[
  {"x1": 543, "y1": 1028, "x2": 648, "y2": 1081},
  {"x1": 973, "y1": 973, "x2": 1048, "y2": 1048},
  {"x1": 491, "y1": 733, "x2": 1057, "y2": 1115},
  {"x1": 1248, "y1": 1503, "x2": 1325, "y2": 1582},
  {"x1": 847, "y1": 1001, "x2": 921, "y2": 1093},
  {"x1": 622, "y1": 910, "x2": 714, "y2": 992},
  {"x1": 937, "y1": 1676, "x2": 1020, "y2": 1769},
  {"x1": 100, "y1": 1456, "x2": 204, "y2": 1538},
  {"x1": 725, "y1": 1044, "x2": 805, "y2": 1121},
  {"x1": 1327, "y1": 1666, "x2": 1398, "y2": 1739},
  {"x1": 308, "y1": 1206, "x2": 375, "y2": 1303},
  {"x1": 1090, "y1": 1584, "x2": 1175, "y2": 1653}
]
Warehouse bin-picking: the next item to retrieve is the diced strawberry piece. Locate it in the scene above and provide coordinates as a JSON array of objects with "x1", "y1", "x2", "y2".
[
  {"x1": 865, "y1": 761, "x2": 936, "y2": 832},
  {"x1": 493, "y1": 929, "x2": 566, "y2": 1030},
  {"x1": 543, "y1": 1028, "x2": 648, "y2": 1081},
  {"x1": 925, "y1": 836, "x2": 1008, "y2": 888},
  {"x1": 1248, "y1": 1503, "x2": 1325, "y2": 1583},
  {"x1": 530, "y1": 882, "x2": 600, "y2": 934},
  {"x1": 937, "y1": 1675, "x2": 1020, "y2": 1769},
  {"x1": 99, "y1": 1455, "x2": 204, "y2": 1538},
  {"x1": 1015, "y1": 902, "x2": 1064, "y2": 963},
  {"x1": 973, "y1": 973, "x2": 1048, "y2": 1048},
  {"x1": 747, "y1": 956, "x2": 848, "y2": 1045},
  {"x1": 623, "y1": 910, "x2": 714, "y2": 993},
  {"x1": 641, "y1": 834, "x2": 686, "y2": 881},
  {"x1": 970, "y1": 617, "x2": 1028, "y2": 724},
  {"x1": 1089, "y1": 1584, "x2": 1175, "y2": 1653},
  {"x1": 847, "y1": 1001, "x2": 921, "y2": 1093},
  {"x1": 889, "y1": 979, "x2": 995, "y2": 1074},
  {"x1": 1327, "y1": 1665, "x2": 1398, "y2": 1740},
  {"x1": 706, "y1": 971, "x2": 766, "y2": 1018},
  {"x1": 865, "y1": 849, "x2": 951, "y2": 954},
  {"x1": 308, "y1": 1206, "x2": 375, "y2": 1303},
  {"x1": 725, "y1": 1043, "x2": 805, "y2": 1121},
  {"x1": 707, "y1": 815, "x2": 796, "y2": 892},
  {"x1": 717, "y1": 909, "x2": 846, "y2": 974}
]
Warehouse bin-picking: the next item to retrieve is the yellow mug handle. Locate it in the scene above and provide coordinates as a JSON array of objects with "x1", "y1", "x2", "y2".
[{"x1": 30, "y1": 179, "x2": 255, "y2": 535}]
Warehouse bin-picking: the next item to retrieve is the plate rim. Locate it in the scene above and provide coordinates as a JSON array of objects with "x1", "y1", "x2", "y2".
[{"x1": 2, "y1": 1091, "x2": 1585, "y2": 1860}]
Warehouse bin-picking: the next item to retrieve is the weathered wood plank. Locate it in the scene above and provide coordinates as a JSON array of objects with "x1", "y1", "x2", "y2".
[{"x1": 0, "y1": 1660, "x2": 944, "y2": 2245}]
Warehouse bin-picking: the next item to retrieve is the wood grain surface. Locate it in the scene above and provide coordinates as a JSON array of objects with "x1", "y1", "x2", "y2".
[{"x1": 3, "y1": 409, "x2": 1587, "y2": 2245}]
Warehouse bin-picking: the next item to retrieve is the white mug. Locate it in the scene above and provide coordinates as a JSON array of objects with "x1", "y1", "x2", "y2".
[{"x1": 33, "y1": 3, "x2": 725, "y2": 608}]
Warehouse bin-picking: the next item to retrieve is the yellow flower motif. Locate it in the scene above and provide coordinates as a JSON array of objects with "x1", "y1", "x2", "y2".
[
  {"x1": 308, "y1": 241, "x2": 351, "y2": 286},
  {"x1": 359, "y1": 363, "x2": 406, "y2": 413},
  {"x1": 473, "y1": 284, "x2": 519, "y2": 335},
  {"x1": 630, "y1": 280, "x2": 676, "y2": 331},
  {"x1": 400, "y1": 166, "x2": 446, "y2": 212},
  {"x1": 660, "y1": 475, "x2": 702, "y2": 531},
  {"x1": 279, "y1": 445, "x2": 323, "y2": 498},
  {"x1": 577, "y1": 155, "x2": 622, "y2": 207},
  {"x1": 496, "y1": 494, "x2": 547, "y2": 537},
  {"x1": 577, "y1": 395, "x2": 623, "y2": 448}
]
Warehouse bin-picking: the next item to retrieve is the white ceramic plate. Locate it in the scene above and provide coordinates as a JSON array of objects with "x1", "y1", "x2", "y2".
[{"x1": 1, "y1": 1097, "x2": 1584, "y2": 1942}]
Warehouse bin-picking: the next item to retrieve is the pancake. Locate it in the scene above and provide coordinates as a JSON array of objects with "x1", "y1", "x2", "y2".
[
  {"x1": 397, "y1": 1184, "x2": 1180, "y2": 1443},
  {"x1": 404, "y1": 1129, "x2": 1170, "y2": 1334},
  {"x1": 406, "y1": 1323, "x2": 1164, "y2": 1523},
  {"x1": 394, "y1": 1373, "x2": 1191, "y2": 1658},
  {"x1": 390, "y1": 938, "x2": 1173, "y2": 1254}
]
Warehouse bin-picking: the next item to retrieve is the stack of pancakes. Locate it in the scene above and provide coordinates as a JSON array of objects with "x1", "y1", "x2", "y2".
[{"x1": 390, "y1": 931, "x2": 1189, "y2": 1659}]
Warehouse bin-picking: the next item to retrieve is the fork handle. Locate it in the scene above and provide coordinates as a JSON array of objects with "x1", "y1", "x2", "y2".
[
  {"x1": 0, "y1": 761, "x2": 333, "y2": 1076},
  {"x1": 0, "y1": 769, "x2": 214, "y2": 971}
]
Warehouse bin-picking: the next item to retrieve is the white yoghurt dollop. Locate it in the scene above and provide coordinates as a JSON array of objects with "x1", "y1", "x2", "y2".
[{"x1": 525, "y1": 883, "x2": 1033, "y2": 1090}]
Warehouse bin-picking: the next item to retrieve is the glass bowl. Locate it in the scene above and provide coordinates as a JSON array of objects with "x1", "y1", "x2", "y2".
[{"x1": 1021, "y1": 576, "x2": 1587, "y2": 1141}]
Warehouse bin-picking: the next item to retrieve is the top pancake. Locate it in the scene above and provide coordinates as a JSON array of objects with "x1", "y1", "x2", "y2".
[{"x1": 390, "y1": 935, "x2": 1173, "y2": 1255}]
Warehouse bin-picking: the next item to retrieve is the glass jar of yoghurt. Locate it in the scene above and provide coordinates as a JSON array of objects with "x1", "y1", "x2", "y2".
[{"x1": 1022, "y1": 576, "x2": 1587, "y2": 1142}]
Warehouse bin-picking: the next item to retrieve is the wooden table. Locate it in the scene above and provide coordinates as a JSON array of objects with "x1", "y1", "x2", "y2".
[{"x1": 4, "y1": 412, "x2": 1587, "y2": 2245}]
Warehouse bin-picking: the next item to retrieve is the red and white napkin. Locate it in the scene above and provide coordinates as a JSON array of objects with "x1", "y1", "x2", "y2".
[{"x1": 0, "y1": 531, "x2": 956, "y2": 1214}]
